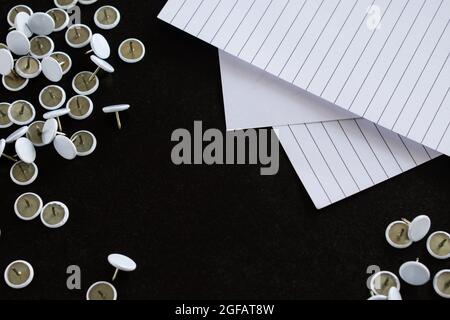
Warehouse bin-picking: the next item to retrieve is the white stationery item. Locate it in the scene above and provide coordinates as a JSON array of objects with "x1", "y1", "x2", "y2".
[
  {"x1": 159, "y1": 0, "x2": 450, "y2": 156},
  {"x1": 219, "y1": 51, "x2": 440, "y2": 209}
]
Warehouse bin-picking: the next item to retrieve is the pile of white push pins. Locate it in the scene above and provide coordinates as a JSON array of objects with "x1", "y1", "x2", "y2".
[
  {"x1": 1, "y1": 0, "x2": 145, "y2": 299},
  {"x1": 368, "y1": 215, "x2": 450, "y2": 300}
]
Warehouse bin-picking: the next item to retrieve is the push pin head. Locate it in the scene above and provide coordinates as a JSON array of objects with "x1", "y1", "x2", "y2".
[
  {"x1": 89, "y1": 55, "x2": 115, "y2": 81},
  {"x1": 6, "y1": 126, "x2": 29, "y2": 144},
  {"x1": 427, "y1": 231, "x2": 450, "y2": 260},
  {"x1": 119, "y1": 38, "x2": 146, "y2": 64},
  {"x1": 0, "y1": 48, "x2": 14, "y2": 76},
  {"x1": 14, "y1": 193, "x2": 43, "y2": 221},
  {"x1": 399, "y1": 259, "x2": 431, "y2": 286},
  {"x1": 108, "y1": 254, "x2": 137, "y2": 282},
  {"x1": 15, "y1": 137, "x2": 36, "y2": 164},
  {"x1": 87, "y1": 282, "x2": 117, "y2": 301},
  {"x1": 370, "y1": 271, "x2": 401, "y2": 297},
  {"x1": 6, "y1": 30, "x2": 30, "y2": 56},
  {"x1": 434, "y1": 270, "x2": 450, "y2": 299},
  {"x1": 54, "y1": 135, "x2": 77, "y2": 160},
  {"x1": 2, "y1": 70, "x2": 29, "y2": 92},
  {"x1": 65, "y1": 24, "x2": 92, "y2": 48},
  {"x1": 43, "y1": 108, "x2": 70, "y2": 132},
  {"x1": 71, "y1": 131, "x2": 97, "y2": 157},
  {"x1": 4, "y1": 260, "x2": 34, "y2": 289},
  {"x1": 7, "y1": 5, "x2": 33, "y2": 27},
  {"x1": 10, "y1": 161, "x2": 38, "y2": 186},
  {"x1": 0, "y1": 103, "x2": 13, "y2": 129},
  {"x1": 72, "y1": 71, "x2": 99, "y2": 96},
  {"x1": 103, "y1": 105, "x2": 130, "y2": 130},
  {"x1": 42, "y1": 56, "x2": 65, "y2": 82},
  {"x1": 67, "y1": 95, "x2": 93, "y2": 120},
  {"x1": 94, "y1": 6, "x2": 121, "y2": 30},
  {"x1": 86, "y1": 33, "x2": 110, "y2": 59},
  {"x1": 54, "y1": 0, "x2": 78, "y2": 11},
  {"x1": 15, "y1": 56, "x2": 42, "y2": 79},
  {"x1": 47, "y1": 8, "x2": 69, "y2": 32},
  {"x1": 30, "y1": 36, "x2": 54, "y2": 59},
  {"x1": 28, "y1": 12, "x2": 55, "y2": 36},
  {"x1": 8, "y1": 100, "x2": 35, "y2": 126},
  {"x1": 50, "y1": 52, "x2": 72, "y2": 75},
  {"x1": 39, "y1": 85, "x2": 66, "y2": 110},
  {"x1": 41, "y1": 201, "x2": 69, "y2": 228}
]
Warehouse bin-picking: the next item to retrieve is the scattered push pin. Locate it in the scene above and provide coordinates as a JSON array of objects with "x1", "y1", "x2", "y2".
[
  {"x1": 47, "y1": 8, "x2": 69, "y2": 32},
  {"x1": 4, "y1": 260, "x2": 34, "y2": 289},
  {"x1": 42, "y1": 56, "x2": 66, "y2": 82},
  {"x1": 50, "y1": 52, "x2": 72, "y2": 75},
  {"x1": 8, "y1": 100, "x2": 35, "y2": 126},
  {"x1": 79, "y1": 0, "x2": 98, "y2": 4},
  {"x1": 26, "y1": 121, "x2": 46, "y2": 147},
  {"x1": 86, "y1": 281, "x2": 117, "y2": 301},
  {"x1": 13, "y1": 12, "x2": 32, "y2": 38},
  {"x1": 43, "y1": 108, "x2": 70, "y2": 132},
  {"x1": 399, "y1": 259, "x2": 430, "y2": 286},
  {"x1": 71, "y1": 131, "x2": 97, "y2": 156},
  {"x1": 65, "y1": 24, "x2": 92, "y2": 48},
  {"x1": 15, "y1": 137, "x2": 36, "y2": 164},
  {"x1": 0, "y1": 48, "x2": 14, "y2": 76},
  {"x1": 427, "y1": 231, "x2": 450, "y2": 260},
  {"x1": 14, "y1": 192, "x2": 43, "y2": 221},
  {"x1": 15, "y1": 56, "x2": 41, "y2": 79},
  {"x1": 385, "y1": 215, "x2": 431, "y2": 249},
  {"x1": 0, "y1": 103, "x2": 13, "y2": 129},
  {"x1": 6, "y1": 30, "x2": 30, "y2": 56},
  {"x1": 67, "y1": 95, "x2": 93, "y2": 120},
  {"x1": 89, "y1": 55, "x2": 114, "y2": 80},
  {"x1": 7, "y1": 5, "x2": 33, "y2": 27},
  {"x1": 27, "y1": 12, "x2": 55, "y2": 36},
  {"x1": 108, "y1": 254, "x2": 137, "y2": 281},
  {"x1": 54, "y1": 135, "x2": 77, "y2": 160},
  {"x1": 2, "y1": 70, "x2": 29, "y2": 92},
  {"x1": 41, "y1": 201, "x2": 69, "y2": 228},
  {"x1": 86, "y1": 33, "x2": 110, "y2": 59},
  {"x1": 370, "y1": 271, "x2": 401, "y2": 297},
  {"x1": 30, "y1": 36, "x2": 54, "y2": 59},
  {"x1": 39, "y1": 85, "x2": 66, "y2": 111},
  {"x1": 41, "y1": 118, "x2": 66, "y2": 146},
  {"x1": 434, "y1": 270, "x2": 450, "y2": 299},
  {"x1": 119, "y1": 38, "x2": 146, "y2": 64},
  {"x1": 94, "y1": 6, "x2": 121, "y2": 30},
  {"x1": 54, "y1": 0, "x2": 79, "y2": 10},
  {"x1": 6, "y1": 126, "x2": 29, "y2": 144},
  {"x1": 0, "y1": 139, "x2": 17, "y2": 162},
  {"x1": 72, "y1": 56, "x2": 114, "y2": 95},
  {"x1": 103, "y1": 105, "x2": 130, "y2": 130},
  {"x1": 387, "y1": 287, "x2": 402, "y2": 301},
  {"x1": 367, "y1": 292, "x2": 387, "y2": 301},
  {"x1": 10, "y1": 161, "x2": 38, "y2": 186}
]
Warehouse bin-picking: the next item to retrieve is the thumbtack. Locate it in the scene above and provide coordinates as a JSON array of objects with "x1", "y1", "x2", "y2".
[
  {"x1": 47, "y1": 8, "x2": 69, "y2": 32},
  {"x1": 15, "y1": 56, "x2": 41, "y2": 79},
  {"x1": 72, "y1": 56, "x2": 114, "y2": 95},
  {"x1": 369, "y1": 271, "x2": 401, "y2": 297},
  {"x1": 6, "y1": 30, "x2": 30, "y2": 56},
  {"x1": 15, "y1": 137, "x2": 36, "y2": 164},
  {"x1": 39, "y1": 85, "x2": 66, "y2": 110},
  {"x1": 385, "y1": 215, "x2": 431, "y2": 249},
  {"x1": 7, "y1": 5, "x2": 33, "y2": 27},
  {"x1": 86, "y1": 33, "x2": 110, "y2": 59},
  {"x1": 8, "y1": 100, "x2": 35, "y2": 126},
  {"x1": 14, "y1": 192, "x2": 43, "y2": 221},
  {"x1": 26, "y1": 121, "x2": 46, "y2": 147},
  {"x1": 0, "y1": 139, "x2": 18, "y2": 162},
  {"x1": 65, "y1": 24, "x2": 92, "y2": 48},
  {"x1": 108, "y1": 254, "x2": 137, "y2": 281},
  {"x1": 427, "y1": 231, "x2": 450, "y2": 260},
  {"x1": 41, "y1": 201, "x2": 69, "y2": 228},
  {"x1": 43, "y1": 108, "x2": 70, "y2": 132},
  {"x1": 54, "y1": 135, "x2": 77, "y2": 160},
  {"x1": 30, "y1": 36, "x2": 54, "y2": 59},
  {"x1": 0, "y1": 103, "x2": 13, "y2": 129},
  {"x1": 42, "y1": 56, "x2": 65, "y2": 82},
  {"x1": 27, "y1": 12, "x2": 55, "y2": 36},
  {"x1": 6, "y1": 126, "x2": 29, "y2": 144},
  {"x1": 119, "y1": 38, "x2": 146, "y2": 64},
  {"x1": 88, "y1": 55, "x2": 115, "y2": 81},
  {"x1": 4, "y1": 260, "x2": 34, "y2": 289},
  {"x1": 10, "y1": 161, "x2": 38, "y2": 186},
  {"x1": 399, "y1": 259, "x2": 430, "y2": 286},
  {"x1": 86, "y1": 282, "x2": 117, "y2": 301},
  {"x1": 67, "y1": 95, "x2": 93, "y2": 120},
  {"x1": 13, "y1": 12, "x2": 32, "y2": 38},
  {"x1": 434, "y1": 270, "x2": 450, "y2": 299},
  {"x1": 94, "y1": 6, "x2": 121, "y2": 30},
  {"x1": 2, "y1": 70, "x2": 29, "y2": 92},
  {"x1": 71, "y1": 131, "x2": 97, "y2": 157},
  {"x1": 54, "y1": 0, "x2": 78, "y2": 11},
  {"x1": 50, "y1": 52, "x2": 72, "y2": 75},
  {"x1": 42, "y1": 118, "x2": 66, "y2": 145},
  {"x1": 0, "y1": 48, "x2": 14, "y2": 76},
  {"x1": 387, "y1": 287, "x2": 402, "y2": 301},
  {"x1": 103, "y1": 105, "x2": 130, "y2": 130}
]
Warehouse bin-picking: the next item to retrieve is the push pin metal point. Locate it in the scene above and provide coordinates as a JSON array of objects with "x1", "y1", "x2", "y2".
[
  {"x1": 43, "y1": 108, "x2": 70, "y2": 132},
  {"x1": 108, "y1": 254, "x2": 137, "y2": 281},
  {"x1": 85, "y1": 33, "x2": 110, "y2": 59},
  {"x1": 103, "y1": 105, "x2": 130, "y2": 130}
]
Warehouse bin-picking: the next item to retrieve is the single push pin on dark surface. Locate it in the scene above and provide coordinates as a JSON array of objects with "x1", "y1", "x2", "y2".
[
  {"x1": 94, "y1": 6, "x2": 121, "y2": 30},
  {"x1": 399, "y1": 258, "x2": 431, "y2": 286},
  {"x1": 30, "y1": 36, "x2": 54, "y2": 59},
  {"x1": 4, "y1": 260, "x2": 34, "y2": 289},
  {"x1": 103, "y1": 105, "x2": 130, "y2": 130},
  {"x1": 71, "y1": 130, "x2": 97, "y2": 157},
  {"x1": 87, "y1": 281, "x2": 117, "y2": 301},
  {"x1": 86, "y1": 33, "x2": 110, "y2": 59},
  {"x1": 427, "y1": 231, "x2": 450, "y2": 260},
  {"x1": 67, "y1": 95, "x2": 93, "y2": 120},
  {"x1": 385, "y1": 215, "x2": 431, "y2": 249},
  {"x1": 39, "y1": 85, "x2": 66, "y2": 111},
  {"x1": 65, "y1": 24, "x2": 92, "y2": 48},
  {"x1": 434, "y1": 270, "x2": 450, "y2": 299},
  {"x1": 15, "y1": 56, "x2": 42, "y2": 79},
  {"x1": 10, "y1": 161, "x2": 38, "y2": 186},
  {"x1": 369, "y1": 271, "x2": 401, "y2": 297},
  {"x1": 14, "y1": 192, "x2": 43, "y2": 221},
  {"x1": 108, "y1": 254, "x2": 137, "y2": 281},
  {"x1": 118, "y1": 38, "x2": 146, "y2": 63},
  {"x1": 41, "y1": 201, "x2": 69, "y2": 228}
]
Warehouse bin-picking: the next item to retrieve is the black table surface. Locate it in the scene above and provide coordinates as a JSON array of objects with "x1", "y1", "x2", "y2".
[{"x1": 0, "y1": 0, "x2": 449, "y2": 301}]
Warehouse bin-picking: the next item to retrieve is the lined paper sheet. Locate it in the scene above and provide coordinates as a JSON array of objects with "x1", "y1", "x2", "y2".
[
  {"x1": 276, "y1": 120, "x2": 439, "y2": 209},
  {"x1": 159, "y1": 0, "x2": 450, "y2": 156}
]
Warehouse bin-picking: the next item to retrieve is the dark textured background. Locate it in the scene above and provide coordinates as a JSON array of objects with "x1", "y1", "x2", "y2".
[{"x1": 0, "y1": 0, "x2": 449, "y2": 301}]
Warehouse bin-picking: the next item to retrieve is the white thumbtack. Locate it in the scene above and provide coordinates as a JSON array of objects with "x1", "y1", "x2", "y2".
[
  {"x1": 86, "y1": 282, "x2": 117, "y2": 301},
  {"x1": 46, "y1": 8, "x2": 69, "y2": 32},
  {"x1": 370, "y1": 271, "x2": 401, "y2": 297},
  {"x1": 0, "y1": 49, "x2": 14, "y2": 76},
  {"x1": 108, "y1": 254, "x2": 137, "y2": 281},
  {"x1": 41, "y1": 118, "x2": 65, "y2": 145},
  {"x1": 434, "y1": 270, "x2": 450, "y2": 299},
  {"x1": 427, "y1": 231, "x2": 450, "y2": 260},
  {"x1": 42, "y1": 56, "x2": 65, "y2": 82},
  {"x1": 8, "y1": 100, "x2": 35, "y2": 126},
  {"x1": 399, "y1": 259, "x2": 431, "y2": 286},
  {"x1": 43, "y1": 108, "x2": 70, "y2": 132},
  {"x1": 65, "y1": 24, "x2": 92, "y2": 48},
  {"x1": 26, "y1": 121, "x2": 46, "y2": 147},
  {"x1": 7, "y1": 5, "x2": 33, "y2": 27},
  {"x1": 103, "y1": 105, "x2": 130, "y2": 130},
  {"x1": 94, "y1": 6, "x2": 121, "y2": 30},
  {"x1": 71, "y1": 131, "x2": 97, "y2": 157},
  {"x1": 86, "y1": 33, "x2": 110, "y2": 59},
  {"x1": 6, "y1": 126, "x2": 29, "y2": 144},
  {"x1": 13, "y1": 12, "x2": 32, "y2": 38},
  {"x1": 15, "y1": 137, "x2": 36, "y2": 164},
  {"x1": 6, "y1": 30, "x2": 30, "y2": 56},
  {"x1": 30, "y1": 36, "x2": 54, "y2": 59},
  {"x1": 0, "y1": 139, "x2": 17, "y2": 162},
  {"x1": 2, "y1": 69, "x2": 29, "y2": 92},
  {"x1": 10, "y1": 161, "x2": 38, "y2": 186},
  {"x1": 50, "y1": 52, "x2": 72, "y2": 75},
  {"x1": 27, "y1": 12, "x2": 55, "y2": 36},
  {"x1": 39, "y1": 85, "x2": 66, "y2": 110},
  {"x1": 119, "y1": 38, "x2": 146, "y2": 64},
  {"x1": 14, "y1": 193, "x2": 43, "y2": 221},
  {"x1": 4, "y1": 260, "x2": 34, "y2": 289},
  {"x1": 54, "y1": 135, "x2": 77, "y2": 160},
  {"x1": 385, "y1": 215, "x2": 431, "y2": 249},
  {"x1": 41, "y1": 201, "x2": 69, "y2": 228},
  {"x1": 15, "y1": 56, "x2": 41, "y2": 79},
  {"x1": 67, "y1": 95, "x2": 93, "y2": 120}
]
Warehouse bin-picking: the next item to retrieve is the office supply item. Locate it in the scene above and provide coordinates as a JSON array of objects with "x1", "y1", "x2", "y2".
[
  {"x1": 118, "y1": 39, "x2": 146, "y2": 64},
  {"x1": 28, "y1": 12, "x2": 55, "y2": 36},
  {"x1": 71, "y1": 130, "x2": 97, "y2": 157},
  {"x1": 7, "y1": 5, "x2": 33, "y2": 27},
  {"x1": 67, "y1": 96, "x2": 94, "y2": 120},
  {"x1": 8, "y1": 100, "x2": 35, "y2": 125},
  {"x1": 4, "y1": 260, "x2": 34, "y2": 289},
  {"x1": 15, "y1": 56, "x2": 41, "y2": 79},
  {"x1": 43, "y1": 108, "x2": 70, "y2": 131},
  {"x1": 103, "y1": 105, "x2": 130, "y2": 130},
  {"x1": 433, "y1": 270, "x2": 450, "y2": 299},
  {"x1": 30, "y1": 36, "x2": 54, "y2": 59},
  {"x1": 54, "y1": 135, "x2": 77, "y2": 160},
  {"x1": 42, "y1": 56, "x2": 65, "y2": 82},
  {"x1": 15, "y1": 137, "x2": 36, "y2": 164},
  {"x1": 108, "y1": 254, "x2": 137, "y2": 281},
  {"x1": 6, "y1": 126, "x2": 29, "y2": 143},
  {"x1": 6, "y1": 30, "x2": 30, "y2": 55},
  {"x1": 39, "y1": 85, "x2": 66, "y2": 110},
  {"x1": 399, "y1": 259, "x2": 430, "y2": 286},
  {"x1": 2, "y1": 70, "x2": 28, "y2": 91},
  {"x1": 10, "y1": 161, "x2": 38, "y2": 186},
  {"x1": 370, "y1": 271, "x2": 400, "y2": 296},
  {"x1": 41, "y1": 201, "x2": 70, "y2": 228},
  {"x1": 46, "y1": 8, "x2": 69, "y2": 32},
  {"x1": 0, "y1": 139, "x2": 17, "y2": 162},
  {"x1": 86, "y1": 34, "x2": 111, "y2": 60},
  {"x1": 94, "y1": 6, "x2": 121, "y2": 30},
  {"x1": 50, "y1": 52, "x2": 72, "y2": 75},
  {"x1": 427, "y1": 232, "x2": 450, "y2": 260},
  {"x1": 26, "y1": 121, "x2": 46, "y2": 147},
  {"x1": 14, "y1": 192, "x2": 43, "y2": 221},
  {"x1": 86, "y1": 281, "x2": 117, "y2": 300},
  {"x1": 65, "y1": 24, "x2": 92, "y2": 48}
]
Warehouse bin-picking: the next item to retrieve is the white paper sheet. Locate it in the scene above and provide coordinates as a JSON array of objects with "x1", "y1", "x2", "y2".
[{"x1": 159, "y1": 0, "x2": 450, "y2": 156}]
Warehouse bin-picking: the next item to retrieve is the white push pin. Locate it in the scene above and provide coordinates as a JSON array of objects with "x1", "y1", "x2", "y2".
[
  {"x1": 0, "y1": 103, "x2": 13, "y2": 129},
  {"x1": 86, "y1": 33, "x2": 110, "y2": 59},
  {"x1": 427, "y1": 231, "x2": 450, "y2": 260},
  {"x1": 6, "y1": 30, "x2": 30, "y2": 56},
  {"x1": 27, "y1": 121, "x2": 46, "y2": 147},
  {"x1": 39, "y1": 85, "x2": 66, "y2": 110},
  {"x1": 72, "y1": 56, "x2": 114, "y2": 95},
  {"x1": 89, "y1": 55, "x2": 114, "y2": 81},
  {"x1": 367, "y1": 292, "x2": 387, "y2": 301},
  {"x1": 47, "y1": 8, "x2": 69, "y2": 32},
  {"x1": 50, "y1": 52, "x2": 72, "y2": 75},
  {"x1": 7, "y1": 5, "x2": 33, "y2": 27},
  {"x1": 8, "y1": 100, "x2": 35, "y2": 126},
  {"x1": 54, "y1": 135, "x2": 77, "y2": 160},
  {"x1": 41, "y1": 201, "x2": 69, "y2": 228},
  {"x1": 67, "y1": 95, "x2": 93, "y2": 120},
  {"x1": 370, "y1": 271, "x2": 401, "y2": 297},
  {"x1": 30, "y1": 36, "x2": 54, "y2": 59},
  {"x1": 119, "y1": 39, "x2": 146, "y2": 64},
  {"x1": 14, "y1": 193, "x2": 43, "y2": 221},
  {"x1": 79, "y1": 0, "x2": 98, "y2": 4},
  {"x1": 94, "y1": 6, "x2": 121, "y2": 30},
  {"x1": 385, "y1": 215, "x2": 431, "y2": 249},
  {"x1": 0, "y1": 139, "x2": 17, "y2": 162},
  {"x1": 13, "y1": 12, "x2": 32, "y2": 38},
  {"x1": 108, "y1": 254, "x2": 137, "y2": 281},
  {"x1": 15, "y1": 137, "x2": 36, "y2": 164},
  {"x1": 15, "y1": 56, "x2": 41, "y2": 79},
  {"x1": 434, "y1": 270, "x2": 450, "y2": 299},
  {"x1": 4, "y1": 260, "x2": 34, "y2": 289},
  {"x1": 399, "y1": 259, "x2": 430, "y2": 286},
  {"x1": 387, "y1": 287, "x2": 402, "y2": 301},
  {"x1": 10, "y1": 161, "x2": 38, "y2": 186},
  {"x1": 0, "y1": 49, "x2": 14, "y2": 76},
  {"x1": 86, "y1": 282, "x2": 117, "y2": 301},
  {"x1": 71, "y1": 131, "x2": 97, "y2": 156},
  {"x1": 6, "y1": 126, "x2": 29, "y2": 144},
  {"x1": 42, "y1": 118, "x2": 65, "y2": 145},
  {"x1": 103, "y1": 105, "x2": 130, "y2": 130},
  {"x1": 43, "y1": 108, "x2": 70, "y2": 132},
  {"x1": 27, "y1": 12, "x2": 55, "y2": 36},
  {"x1": 65, "y1": 24, "x2": 92, "y2": 48},
  {"x1": 42, "y1": 56, "x2": 65, "y2": 82},
  {"x1": 2, "y1": 70, "x2": 29, "y2": 92},
  {"x1": 54, "y1": 0, "x2": 79, "y2": 11}
]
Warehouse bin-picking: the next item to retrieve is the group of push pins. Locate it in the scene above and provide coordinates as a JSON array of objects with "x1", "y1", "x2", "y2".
[
  {"x1": 0, "y1": 1, "x2": 146, "y2": 186},
  {"x1": 368, "y1": 215, "x2": 450, "y2": 300},
  {"x1": 4, "y1": 253, "x2": 137, "y2": 300},
  {"x1": 2, "y1": 0, "x2": 146, "y2": 299}
]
